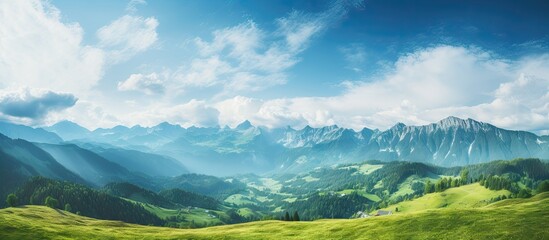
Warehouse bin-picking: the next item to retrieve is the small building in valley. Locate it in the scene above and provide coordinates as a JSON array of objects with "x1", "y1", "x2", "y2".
[
  {"x1": 375, "y1": 210, "x2": 392, "y2": 216},
  {"x1": 355, "y1": 211, "x2": 370, "y2": 218}
]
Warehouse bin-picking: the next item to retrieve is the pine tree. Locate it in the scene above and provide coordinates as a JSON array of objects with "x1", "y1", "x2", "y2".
[
  {"x1": 6, "y1": 194, "x2": 17, "y2": 207},
  {"x1": 460, "y1": 169, "x2": 469, "y2": 185},
  {"x1": 537, "y1": 180, "x2": 549, "y2": 193},
  {"x1": 284, "y1": 211, "x2": 290, "y2": 221},
  {"x1": 435, "y1": 181, "x2": 442, "y2": 192},
  {"x1": 424, "y1": 180, "x2": 433, "y2": 194},
  {"x1": 64, "y1": 203, "x2": 72, "y2": 212},
  {"x1": 293, "y1": 211, "x2": 300, "y2": 221},
  {"x1": 45, "y1": 196, "x2": 58, "y2": 208}
]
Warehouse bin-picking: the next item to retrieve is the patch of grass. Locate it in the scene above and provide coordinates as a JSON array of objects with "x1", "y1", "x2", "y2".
[
  {"x1": 380, "y1": 183, "x2": 511, "y2": 214},
  {"x1": 1, "y1": 194, "x2": 547, "y2": 240},
  {"x1": 337, "y1": 189, "x2": 381, "y2": 202},
  {"x1": 357, "y1": 164, "x2": 383, "y2": 175},
  {"x1": 282, "y1": 197, "x2": 297, "y2": 203},
  {"x1": 137, "y1": 201, "x2": 224, "y2": 226},
  {"x1": 224, "y1": 194, "x2": 256, "y2": 206},
  {"x1": 237, "y1": 208, "x2": 255, "y2": 218},
  {"x1": 302, "y1": 176, "x2": 319, "y2": 182},
  {"x1": 389, "y1": 175, "x2": 438, "y2": 201}
]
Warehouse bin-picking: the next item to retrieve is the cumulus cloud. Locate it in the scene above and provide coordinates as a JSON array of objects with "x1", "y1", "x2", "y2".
[
  {"x1": 0, "y1": 0, "x2": 105, "y2": 95},
  {"x1": 0, "y1": 0, "x2": 162, "y2": 128},
  {"x1": 0, "y1": 89, "x2": 77, "y2": 123},
  {"x1": 118, "y1": 73, "x2": 165, "y2": 95},
  {"x1": 97, "y1": 15, "x2": 158, "y2": 62},
  {"x1": 212, "y1": 46, "x2": 549, "y2": 134}
]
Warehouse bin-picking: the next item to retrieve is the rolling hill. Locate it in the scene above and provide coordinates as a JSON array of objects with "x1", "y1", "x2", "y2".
[
  {"x1": 376, "y1": 183, "x2": 511, "y2": 214},
  {"x1": 84, "y1": 146, "x2": 188, "y2": 177},
  {"x1": 0, "y1": 192, "x2": 547, "y2": 239}
]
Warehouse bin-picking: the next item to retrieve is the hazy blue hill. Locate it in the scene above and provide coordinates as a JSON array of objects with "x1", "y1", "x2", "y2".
[
  {"x1": 65, "y1": 122, "x2": 187, "y2": 149},
  {"x1": 45, "y1": 120, "x2": 90, "y2": 141},
  {"x1": 234, "y1": 120, "x2": 253, "y2": 131},
  {"x1": 0, "y1": 121, "x2": 62, "y2": 143},
  {"x1": 81, "y1": 145, "x2": 188, "y2": 177},
  {"x1": 36, "y1": 143, "x2": 135, "y2": 186},
  {"x1": 0, "y1": 134, "x2": 86, "y2": 207},
  {"x1": 159, "y1": 126, "x2": 284, "y2": 176}
]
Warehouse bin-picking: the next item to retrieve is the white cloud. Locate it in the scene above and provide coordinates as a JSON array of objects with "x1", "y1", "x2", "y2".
[
  {"x1": 97, "y1": 15, "x2": 158, "y2": 62},
  {"x1": 46, "y1": 100, "x2": 121, "y2": 130},
  {"x1": 0, "y1": 0, "x2": 105, "y2": 95},
  {"x1": 126, "y1": 100, "x2": 220, "y2": 128},
  {"x1": 276, "y1": 11, "x2": 324, "y2": 52},
  {"x1": 175, "y1": 21, "x2": 291, "y2": 95},
  {"x1": 171, "y1": 1, "x2": 365, "y2": 96},
  {"x1": 212, "y1": 46, "x2": 549, "y2": 134},
  {"x1": 118, "y1": 73, "x2": 165, "y2": 95},
  {"x1": 175, "y1": 55, "x2": 233, "y2": 88},
  {"x1": 215, "y1": 96, "x2": 263, "y2": 127},
  {"x1": 0, "y1": 0, "x2": 164, "y2": 129}
]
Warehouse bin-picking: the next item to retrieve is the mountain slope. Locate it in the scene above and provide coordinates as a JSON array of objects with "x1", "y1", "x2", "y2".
[
  {"x1": 1, "y1": 193, "x2": 547, "y2": 239},
  {"x1": 84, "y1": 145, "x2": 188, "y2": 177},
  {"x1": 36, "y1": 143, "x2": 135, "y2": 186},
  {"x1": 0, "y1": 134, "x2": 86, "y2": 207}
]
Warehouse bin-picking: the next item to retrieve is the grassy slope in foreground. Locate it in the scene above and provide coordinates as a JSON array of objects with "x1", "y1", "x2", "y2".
[{"x1": 0, "y1": 192, "x2": 547, "y2": 240}]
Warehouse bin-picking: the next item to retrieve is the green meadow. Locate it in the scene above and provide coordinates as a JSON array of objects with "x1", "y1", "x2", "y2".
[{"x1": 1, "y1": 192, "x2": 547, "y2": 240}]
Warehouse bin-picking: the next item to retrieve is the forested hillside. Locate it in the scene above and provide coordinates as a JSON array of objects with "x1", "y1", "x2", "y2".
[{"x1": 14, "y1": 177, "x2": 164, "y2": 226}]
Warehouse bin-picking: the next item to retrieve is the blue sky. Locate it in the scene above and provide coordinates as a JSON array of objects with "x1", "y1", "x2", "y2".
[{"x1": 1, "y1": 0, "x2": 548, "y2": 134}]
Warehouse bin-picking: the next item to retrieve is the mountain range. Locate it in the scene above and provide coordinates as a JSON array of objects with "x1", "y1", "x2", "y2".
[
  {"x1": 41, "y1": 116, "x2": 549, "y2": 175},
  {"x1": 2, "y1": 116, "x2": 548, "y2": 176}
]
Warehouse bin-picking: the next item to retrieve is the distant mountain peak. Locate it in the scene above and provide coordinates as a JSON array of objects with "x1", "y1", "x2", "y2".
[
  {"x1": 157, "y1": 121, "x2": 176, "y2": 127},
  {"x1": 154, "y1": 121, "x2": 181, "y2": 131},
  {"x1": 438, "y1": 116, "x2": 466, "y2": 124},
  {"x1": 436, "y1": 116, "x2": 486, "y2": 130},
  {"x1": 112, "y1": 125, "x2": 130, "y2": 131},
  {"x1": 235, "y1": 120, "x2": 253, "y2": 130},
  {"x1": 322, "y1": 124, "x2": 340, "y2": 130},
  {"x1": 52, "y1": 120, "x2": 78, "y2": 127},
  {"x1": 391, "y1": 122, "x2": 406, "y2": 130}
]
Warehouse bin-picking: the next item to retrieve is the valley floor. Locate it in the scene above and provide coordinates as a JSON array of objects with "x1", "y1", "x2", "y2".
[{"x1": 1, "y1": 192, "x2": 547, "y2": 240}]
